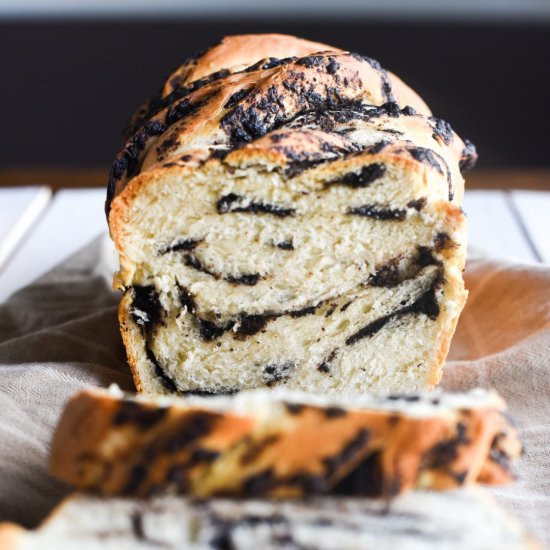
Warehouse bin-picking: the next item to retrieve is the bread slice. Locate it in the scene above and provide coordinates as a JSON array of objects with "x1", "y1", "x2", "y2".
[
  {"x1": 49, "y1": 386, "x2": 520, "y2": 498},
  {"x1": 106, "y1": 34, "x2": 476, "y2": 397},
  {"x1": 0, "y1": 489, "x2": 539, "y2": 549}
]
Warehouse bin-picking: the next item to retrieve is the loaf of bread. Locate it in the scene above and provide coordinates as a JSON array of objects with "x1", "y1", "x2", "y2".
[
  {"x1": 0, "y1": 489, "x2": 538, "y2": 549},
  {"x1": 49, "y1": 386, "x2": 519, "y2": 498},
  {"x1": 106, "y1": 34, "x2": 476, "y2": 397}
]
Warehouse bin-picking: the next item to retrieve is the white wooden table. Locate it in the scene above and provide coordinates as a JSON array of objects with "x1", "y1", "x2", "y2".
[{"x1": 0, "y1": 187, "x2": 549, "y2": 304}]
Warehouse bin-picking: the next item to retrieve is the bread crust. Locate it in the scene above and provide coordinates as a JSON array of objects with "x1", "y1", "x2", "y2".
[{"x1": 49, "y1": 388, "x2": 520, "y2": 498}]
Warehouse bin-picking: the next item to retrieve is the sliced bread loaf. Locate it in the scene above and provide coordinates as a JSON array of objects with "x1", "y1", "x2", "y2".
[
  {"x1": 107, "y1": 34, "x2": 476, "y2": 397},
  {"x1": 49, "y1": 386, "x2": 520, "y2": 498},
  {"x1": 0, "y1": 489, "x2": 538, "y2": 549}
]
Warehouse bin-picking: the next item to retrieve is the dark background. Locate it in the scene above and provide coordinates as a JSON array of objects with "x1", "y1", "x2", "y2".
[{"x1": 1, "y1": 19, "x2": 549, "y2": 172}]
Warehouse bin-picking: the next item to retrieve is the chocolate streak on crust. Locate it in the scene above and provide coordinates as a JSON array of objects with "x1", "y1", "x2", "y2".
[
  {"x1": 333, "y1": 450, "x2": 387, "y2": 496},
  {"x1": 423, "y1": 422, "x2": 470, "y2": 470},
  {"x1": 406, "y1": 146, "x2": 454, "y2": 201},
  {"x1": 127, "y1": 69, "x2": 231, "y2": 137},
  {"x1": 348, "y1": 53, "x2": 395, "y2": 103},
  {"x1": 459, "y1": 139, "x2": 478, "y2": 174},
  {"x1": 239, "y1": 429, "x2": 373, "y2": 497},
  {"x1": 220, "y1": 55, "x2": 369, "y2": 147},
  {"x1": 162, "y1": 411, "x2": 221, "y2": 454},
  {"x1": 113, "y1": 401, "x2": 168, "y2": 428},
  {"x1": 216, "y1": 193, "x2": 295, "y2": 217},
  {"x1": 122, "y1": 411, "x2": 221, "y2": 495},
  {"x1": 346, "y1": 270, "x2": 443, "y2": 346},
  {"x1": 240, "y1": 434, "x2": 280, "y2": 466},
  {"x1": 106, "y1": 96, "x2": 209, "y2": 214},
  {"x1": 430, "y1": 116, "x2": 454, "y2": 145},
  {"x1": 324, "y1": 429, "x2": 370, "y2": 478}
]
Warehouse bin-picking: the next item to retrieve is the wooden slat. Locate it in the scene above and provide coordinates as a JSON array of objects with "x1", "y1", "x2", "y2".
[
  {"x1": 0, "y1": 186, "x2": 52, "y2": 272},
  {"x1": 510, "y1": 190, "x2": 550, "y2": 263},
  {"x1": 462, "y1": 190, "x2": 538, "y2": 264},
  {"x1": 0, "y1": 189, "x2": 107, "y2": 303}
]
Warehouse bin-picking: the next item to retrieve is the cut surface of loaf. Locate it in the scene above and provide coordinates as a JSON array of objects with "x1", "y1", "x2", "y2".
[
  {"x1": 107, "y1": 34, "x2": 477, "y2": 396},
  {"x1": 49, "y1": 386, "x2": 520, "y2": 498},
  {"x1": 0, "y1": 489, "x2": 538, "y2": 550}
]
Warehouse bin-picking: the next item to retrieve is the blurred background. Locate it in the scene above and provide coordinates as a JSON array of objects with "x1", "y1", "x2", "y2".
[{"x1": 1, "y1": 0, "x2": 550, "y2": 189}]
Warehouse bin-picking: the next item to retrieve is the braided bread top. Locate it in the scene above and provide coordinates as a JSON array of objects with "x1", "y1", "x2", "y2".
[{"x1": 106, "y1": 34, "x2": 476, "y2": 216}]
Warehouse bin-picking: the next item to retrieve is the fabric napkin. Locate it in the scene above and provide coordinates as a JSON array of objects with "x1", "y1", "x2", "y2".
[{"x1": 0, "y1": 237, "x2": 548, "y2": 545}]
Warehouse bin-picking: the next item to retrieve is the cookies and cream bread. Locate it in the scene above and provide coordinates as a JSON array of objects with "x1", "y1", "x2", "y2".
[
  {"x1": 107, "y1": 33, "x2": 477, "y2": 396},
  {"x1": 0, "y1": 489, "x2": 539, "y2": 550},
  {"x1": 49, "y1": 386, "x2": 520, "y2": 498}
]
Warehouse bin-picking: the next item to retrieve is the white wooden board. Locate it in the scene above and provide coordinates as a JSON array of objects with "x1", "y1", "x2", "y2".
[
  {"x1": 510, "y1": 190, "x2": 550, "y2": 264},
  {"x1": 0, "y1": 188, "x2": 107, "y2": 303},
  {"x1": 0, "y1": 186, "x2": 51, "y2": 272},
  {"x1": 462, "y1": 190, "x2": 538, "y2": 264}
]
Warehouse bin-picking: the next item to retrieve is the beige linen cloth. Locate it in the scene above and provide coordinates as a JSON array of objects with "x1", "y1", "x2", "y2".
[{"x1": 0, "y1": 237, "x2": 549, "y2": 544}]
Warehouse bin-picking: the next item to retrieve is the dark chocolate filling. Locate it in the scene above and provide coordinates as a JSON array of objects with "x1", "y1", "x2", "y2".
[
  {"x1": 225, "y1": 273, "x2": 262, "y2": 286},
  {"x1": 332, "y1": 450, "x2": 385, "y2": 496},
  {"x1": 264, "y1": 362, "x2": 295, "y2": 386},
  {"x1": 276, "y1": 239, "x2": 294, "y2": 250},
  {"x1": 367, "y1": 244, "x2": 442, "y2": 289},
  {"x1": 182, "y1": 252, "x2": 262, "y2": 286},
  {"x1": 216, "y1": 193, "x2": 295, "y2": 217},
  {"x1": 327, "y1": 163, "x2": 386, "y2": 188},
  {"x1": 423, "y1": 422, "x2": 470, "y2": 469},
  {"x1": 146, "y1": 348, "x2": 179, "y2": 393},
  {"x1": 163, "y1": 411, "x2": 220, "y2": 454},
  {"x1": 224, "y1": 88, "x2": 253, "y2": 109},
  {"x1": 317, "y1": 349, "x2": 338, "y2": 373},
  {"x1": 130, "y1": 286, "x2": 163, "y2": 333},
  {"x1": 406, "y1": 146, "x2": 454, "y2": 201},
  {"x1": 407, "y1": 197, "x2": 427, "y2": 211},
  {"x1": 430, "y1": 116, "x2": 454, "y2": 145},
  {"x1": 324, "y1": 406, "x2": 347, "y2": 419},
  {"x1": 324, "y1": 428, "x2": 370, "y2": 478},
  {"x1": 159, "y1": 238, "x2": 202, "y2": 254},
  {"x1": 347, "y1": 205, "x2": 407, "y2": 221},
  {"x1": 285, "y1": 403, "x2": 306, "y2": 415},
  {"x1": 240, "y1": 434, "x2": 280, "y2": 465},
  {"x1": 346, "y1": 270, "x2": 443, "y2": 346}
]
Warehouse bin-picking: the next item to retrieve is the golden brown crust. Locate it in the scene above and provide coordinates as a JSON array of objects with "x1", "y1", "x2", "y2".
[
  {"x1": 49, "y1": 388, "x2": 520, "y2": 498},
  {"x1": 165, "y1": 34, "x2": 337, "y2": 91}
]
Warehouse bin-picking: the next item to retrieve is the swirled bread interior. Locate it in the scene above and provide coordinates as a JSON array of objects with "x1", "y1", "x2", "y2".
[{"x1": 107, "y1": 34, "x2": 477, "y2": 396}]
